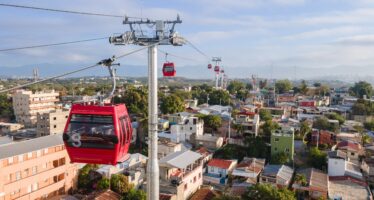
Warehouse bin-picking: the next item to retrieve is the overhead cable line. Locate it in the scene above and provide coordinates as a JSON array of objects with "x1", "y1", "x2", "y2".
[
  {"x1": 0, "y1": 37, "x2": 108, "y2": 52},
  {"x1": 0, "y1": 3, "x2": 143, "y2": 19},
  {"x1": 158, "y1": 49, "x2": 204, "y2": 62},
  {"x1": 0, "y1": 43, "x2": 153, "y2": 93},
  {"x1": 184, "y1": 38, "x2": 211, "y2": 60}
]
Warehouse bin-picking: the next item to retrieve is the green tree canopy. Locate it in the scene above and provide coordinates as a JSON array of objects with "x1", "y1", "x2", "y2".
[
  {"x1": 325, "y1": 112, "x2": 345, "y2": 125},
  {"x1": 275, "y1": 79, "x2": 293, "y2": 94},
  {"x1": 97, "y1": 177, "x2": 110, "y2": 190},
  {"x1": 209, "y1": 90, "x2": 231, "y2": 105},
  {"x1": 299, "y1": 80, "x2": 308, "y2": 95},
  {"x1": 262, "y1": 120, "x2": 280, "y2": 137},
  {"x1": 114, "y1": 87, "x2": 148, "y2": 116},
  {"x1": 308, "y1": 147, "x2": 327, "y2": 170},
  {"x1": 160, "y1": 94, "x2": 185, "y2": 114},
  {"x1": 243, "y1": 183, "x2": 296, "y2": 200},
  {"x1": 350, "y1": 81, "x2": 373, "y2": 98},
  {"x1": 259, "y1": 109, "x2": 272, "y2": 121},
  {"x1": 78, "y1": 164, "x2": 99, "y2": 190},
  {"x1": 313, "y1": 117, "x2": 339, "y2": 132},
  {"x1": 271, "y1": 152, "x2": 289, "y2": 164},
  {"x1": 110, "y1": 174, "x2": 133, "y2": 195},
  {"x1": 0, "y1": 94, "x2": 14, "y2": 119},
  {"x1": 198, "y1": 114, "x2": 222, "y2": 131},
  {"x1": 227, "y1": 80, "x2": 245, "y2": 94},
  {"x1": 352, "y1": 99, "x2": 374, "y2": 115},
  {"x1": 121, "y1": 188, "x2": 146, "y2": 200}
]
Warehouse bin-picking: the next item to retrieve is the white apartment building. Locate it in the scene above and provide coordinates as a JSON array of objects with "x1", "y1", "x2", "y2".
[
  {"x1": 12, "y1": 90, "x2": 59, "y2": 128},
  {"x1": 159, "y1": 116, "x2": 204, "y2": 143}
]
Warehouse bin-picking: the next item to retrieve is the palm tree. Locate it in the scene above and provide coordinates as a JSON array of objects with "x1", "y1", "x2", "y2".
[{"x1": 294, "y1": 174, "x2": 307, "y2": 186}]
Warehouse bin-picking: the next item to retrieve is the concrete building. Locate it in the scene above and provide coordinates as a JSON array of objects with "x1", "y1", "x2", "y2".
[
  {"x1": 0, "y1": 123, "x2": 24, "y2": 135},
  {"x1": 292, "y1": 168, "x2": 328, "y2": 200},
  {"x1": 232, "y1": 158, "x2": 265, "y2": 185},
  {"x1": 260, "y1": 165, "x2": 294, "y2": 188},
  {"x1": 159, "y1": 150, "x2": 203, "y2": 200},
  {"x1": 234, "y1": 112, "x2": 260, "y2": 137},
  {"x1": 36, "y1": 110, "x2": 69, "y2": 137},
  {"x1": 204, "y1": 159, "x2": 237, "y2": 185},
  {"x1": 328, "y1": 176, "x2": 372, "y2": 200},
  {"x1": 159, "y1": 115, "x2": 204, "y2": 143},
  {"x1": 12, "y1": 90, "x2": 59, "y2": 128},
  {"x1": 271, "y1": 126, "x2": 295, "y2": 161},
  {"x1": 0, "y1": 135, "x2": 79, "y2": 200},
  {"x1": 158, "y1": 139, "x2": 182, "y2": 159}
]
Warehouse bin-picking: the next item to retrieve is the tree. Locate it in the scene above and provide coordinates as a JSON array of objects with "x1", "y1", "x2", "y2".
[
  {"x1": 313, "y1": 117, "x2": 338, "y2": 132},
  {"x1": 308, "y1": 147, "x2": 327, "y2": 170},
  {"x1": 259, "y1": 109, "x2": 272, "y2": 121},
  {"x1": 364, "y1": 121, "x2": 374, "y2": 131},
  {"x1": 300, "y1": 80, "x2": 308, "y2": 95},
  {"x1": 243, "y1": 183, "x2": 296, "y2": 200},
  {"x1": 271, "y1": 152, "x2": 289, "y2": 164},
  {"x1": 246, "y1": 83, "x2": 253, "y2": 90},
  {"x1": 299, "y1": 121, "x2": 311, "y2": 138},
  {"x1": 259, "y1": 80, "x2": 267, "y2": 89},
  {"x1": 122, "y1": 188, "x2": 146, "y2": 200},
  {"x1": 0, "y1": 94, "x2": 14, "y2": 119},
  {"x1": 362, "y1": 133, "x2": 372, "y2": 145},
  {"x1": 350, "y1": 81, "x2": 373, "y2": 98},
  {"x1": 213, "y1": 194, "x2": 241, "y2": 200},
  {"x1": 244, "y1": 136, "x2": 269, "y2": 159},
  {"x1": 173, "y1": 90, "x2": 192, "y2": 100},
  {"x1": 110, "y1": 174, "x2": 133, "y2": 195},
  {"x1": 114, "y1": 86, "x2": 148, "y2": 116},
  {"x1": 227, "y1": 80, "x2": 245, "y2": 94},
  {"x1": 209, "y1": 90, "x2": 230, "y2": 105},
  {"x1": 78, "y1": 164, "x2": 99, "y2": 190},
  {"x1": 275, "y1": 79, "x2": 292, "y2": 94},
  {"x1": 316, "y1": 84, "x2": 330, "y2": 96},
  {"x1": 325, "y1": 113, "x2": 345, "y2": 125},
  {"x1": 294, "y1": 174, "x2": 307, "y2": 186},
  {"x1": 202, "y1": 115, "x2": 222, "y2": 131},
  {"x1": 97, "y1": 178, "x2": 110, "y2": 190},
  {"x1": 160, "y1": 94, "x2": 185, "y2": 114},
  {"x1": 262, "y1": 120, "x2": 280, "y2": 137}
]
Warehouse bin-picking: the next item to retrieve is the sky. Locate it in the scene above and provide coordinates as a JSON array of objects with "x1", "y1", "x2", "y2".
[{"x1": 1, "y1": 0, "x2": 374, "y2": 79}]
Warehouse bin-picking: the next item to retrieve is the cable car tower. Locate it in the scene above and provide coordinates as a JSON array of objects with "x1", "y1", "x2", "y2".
[
  {"x1": 109, "y1": 15, "x2": 184, "y2": 200},
  {"x1": 212, "y1": 57, "x2": 221, "y2": 89}
]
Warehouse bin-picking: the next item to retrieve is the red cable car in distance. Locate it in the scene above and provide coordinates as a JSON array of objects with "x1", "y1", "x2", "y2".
[
  {"x1": 214, "y1": 65, "x2": 220, "y2": 73},
  {"x1": 208, "y1": 64, "x2": 212, "y2": 69},
  {"x1": 63, "y1": 103, "x2": 132, "y2": 165},
  {"x1": 162, "y1": 62, "x2": 176, "y2": 77},
  {"x1": 62, "y1": 57, "x2": 132, "y2": 165}
]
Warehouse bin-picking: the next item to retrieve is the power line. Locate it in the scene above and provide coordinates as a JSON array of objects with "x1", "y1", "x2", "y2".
[
  {"x1": 0, "y1": 37, "x2": 108, "y2": 52},
  {"x1": 0, "y1": 3, "x2": 143, "y2": 19},
  {"x1": 158, "y1": 49, "x2": 204, "y2": 62}
]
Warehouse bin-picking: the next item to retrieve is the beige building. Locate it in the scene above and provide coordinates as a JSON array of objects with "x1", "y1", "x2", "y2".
[
  {"x1": 12, "y1": 90, "x2": 59, "y2": 128},
  {"x1": 0, "y1": 135, "x2": 79, "y2": 200},
  {"x1": 36, "y1": 110, "x2": 69, "y2": 137},
  {"x1": 158, "y1": 139, "x2": 182, "y2": 159},
  {"x1": 0, "y1": 123, "x2": 24, "y2": 134}
]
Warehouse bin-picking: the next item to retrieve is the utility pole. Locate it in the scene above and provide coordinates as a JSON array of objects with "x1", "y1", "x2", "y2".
[{"x1": 109, "y1": 15, "x2": 183, "y2": 200}]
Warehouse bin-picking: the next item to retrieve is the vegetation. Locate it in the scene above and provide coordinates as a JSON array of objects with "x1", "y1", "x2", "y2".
[
  {"x1": 299, "y1": 80, "x2": 308, "y2": 94},
  {"x1": 259, "y1": 109, "x2": 272, "y2": 121},
  {"x1": 0, "y1": 94, "x2": 14, "y2": 119},
  {"x1": 243, "y1": 183, "x2": 296, "y2": 200},
  {"x1": 325, "y1": 112, "x2": 345, "y2": 125},
  {"x1": 294, "y1": 174, "x2": 307, "y2": 186},
  {"x1": 97, "y1": 177, "x2": 110, "y2": 190},
  {"x1": 78, "y1": 164, "x2": 99, "y2": 190},
  {"x1": 350, "y1": 81, "x2": 373, "y2": 98},
  {"x1": 275, "y1": 79, "x2": 293, "y2": 94},
  {"x1": 261, "y1": 120, "x2": 280, "y2": 138},
  {"x1": 121, "y1": 188, "x2": 147, "y2": 200},
  {"x1": 213, "y1": 194, "x2": 241, "y2": 200},
  {"x1": 313, "y1": 117, "x2": 339, "y2": 132},
  {"x1": 160, "y1": 94, "x2": 185, "y2": 114},
  {"x1": 308, "y1": 147, "x2": 327, "y2": 170},
  {"x1": 364, "y1": 121, "x2": 374, "y2": 131},
  {"x1": 297, "y1": 121, "x2": 311, "y2": 140},
  {"x1": 227, "y1": 80, "x2": 245, "y2": 94},
  {"x1": 352, "y1": 99, "x2": 374, "y2": 115},
  {"x1": 110, "y1": 174, "x2": 133, "y2": 195},
  {"x1": 271, "y1": 152, "x2": 289, "y2": 165},
  {"x1": 114, "y1": 86, "x2": 148, "y2": 116},
  {"x1": 197, "y1": 114, "x2": 222, "y2": 131}
]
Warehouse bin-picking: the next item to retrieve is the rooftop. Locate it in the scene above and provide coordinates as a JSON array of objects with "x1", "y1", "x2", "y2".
[
  {"x1": 0, "y1": 134, "x2": 63, "y2": 160},
  {"x1": 189, "y1": 188, "x2": 219, "y2": 200},
  {"x1": 337, "y1": 140, "x2": 361, "y2": 152},
  {"x1": 207, "y1": 159, "x2": 235, "y2": 169},
  {"x1": 295, "y1": 168, "x2": 328, "y2": 192},
  {"x1": 159, "y1": 150, "x2": 202, "y2": 169},
  {"x1": 329, "y1": 176, "x2": 370, "y2": 200},
  {"x1": 262, "y1": 165, "x2": 294, "y2": 182},
  {"x1": 236, "y1": 157, "x2": 266, "y2": 173}
]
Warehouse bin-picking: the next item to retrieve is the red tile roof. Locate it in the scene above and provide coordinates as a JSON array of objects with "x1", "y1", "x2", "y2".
[
  {"x1": 190, "y1": 188, "x2": 219, "y2": 200},
  {"x1": 207, "y1": 159, "x2": 233, "y2": 169},
  {"x1": 196, "y1": 147, "x2": 211, "y2": 156},
  {"x1": 159, "y1": 193, "x2": 174, "y2": 200},
  {"x1": 337, "y1": 140, "x2": 360, "y2": 151}
]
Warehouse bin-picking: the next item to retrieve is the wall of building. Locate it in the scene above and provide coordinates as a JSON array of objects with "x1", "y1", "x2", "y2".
[
  {"x1": 271, "y1": 128, "x2": 295, "y2": 160},
  {"x1": 328, "y1": 158, "x2": 346, "y2": 177},
  {"x1": 36, "y1": 110, "x2": 69, "y2": 137},
  {"x1": 0, "y1": 145, "x2": 78, "y2": 200}
]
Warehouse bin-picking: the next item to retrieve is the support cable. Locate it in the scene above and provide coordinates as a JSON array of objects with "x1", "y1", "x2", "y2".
[
  {"x1": 0, "y1": 37, "x2": 108, "y2": 52},
  {"x1": 0, "y1": 3, "x2": 144, "y2": 19}
]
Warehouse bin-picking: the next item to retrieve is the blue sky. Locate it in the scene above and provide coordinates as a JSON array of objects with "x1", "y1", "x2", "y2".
[{"x1": 1, "y1": 0, "x2": 374, "y2": 78}]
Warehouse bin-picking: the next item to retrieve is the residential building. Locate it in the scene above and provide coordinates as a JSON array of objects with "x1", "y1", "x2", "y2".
[
  {"x1": 158, "y1": 139, "x2": 182, "y2": 159},
  {"x1": 328, "y1": 156, "x2": 363, "y2": 179},
  {"x1": 159, "y1": 116, "x2": 203, "y2": 143},
  {"x1": 292, "y1": 168, "x2": 328, "y2": 200},
  {"x1": 336, "y1": 140, "x2": 363, "y2": 160},
  {"x1": 192, "y1": 134, "x2": 224, "y2": 150},
  {"x1": 232, "y1": 158, "x2": 265, "y2": 185},
  {"x1": 271, "y1": 126, "x2": 295, "y2": 161},
  {"x1": 234, "y1": 112, "x2": 260, "y2": 137},
  {"x1": 0, "y1": 123, "x2": 23, "y2": 134},
  {"x1": 260, "y1": 107, "x2": 286, "y2": 120},
  {"x1": 0, "y1": 135, "x2": 79, "y2": 200},
  {"x1": 159, "y1": 150, "x2": 203, "y2": 200},
  {"x1": 260, "y1": 165, "x2": 294, "y2": 188},
  {"x1": 195, "y1": 147, "x2": 213, "y2": 166},
  {"x1": 328, "y1": 176, "x2": 372, "y2": 200},
  {"x1": 311, "y1": 129, "x2": 335, "y2": 147},
  {"x1": 204, "y1": 159, "x2": 237, "y2": 185},
  {"x1": 12, "y1": 90, "x2": 59, "y2": 128},
  {"x1": 189, "y1": 187, "x2": 219, "y2": 200},
  {"x1": 361, "y1": 158, "x2": 374, "y2": 185},
  {"x1": 96, "y1": 153, "x2": 147, "y2": 178},
  {"x1": 36, "y1": 109, "x2": 69, "y2": 137}
]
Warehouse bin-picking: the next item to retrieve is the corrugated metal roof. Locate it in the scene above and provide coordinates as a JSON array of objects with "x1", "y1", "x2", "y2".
[
  {"x1": 159, "y1": 150, "x2": 201, "y2": 169},
  {"x1": 0, "y1": 134, "x2": 64, "y2": 160}
]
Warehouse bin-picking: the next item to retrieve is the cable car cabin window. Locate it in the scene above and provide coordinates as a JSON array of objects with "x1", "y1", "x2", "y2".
[
  {"x1": 164, "y1": 67, "x2": 175, "y2": 72},
  {"x1": 66, "y1": 114, "x2": 116, "y2": 149},
  {"x1": 119, "y1": 116, "x2": 130, "y2": 144},
  {"x1": 119, "y1": 117, "x2": 126, "y2": 146}
]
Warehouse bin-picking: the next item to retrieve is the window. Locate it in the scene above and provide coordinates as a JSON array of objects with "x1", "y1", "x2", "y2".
[
  {"x1": 27, "y1": 152, "x2": 33, "y2": 159},
  {"x1": 8, "y1": 157, "x2": 13, "y2": 164},
  {"x1": 190, "y1": 127, "x2": 193, "y2": 130},
  {"x1": 32, "y1": 183, "x2": 38, "y2": 191},
  {"x1": 193, "y1": 176, "x2": 196, "y2": 183},
  {"x1": 54, "y1": 125, "x2": 57, "y2": 128},
  {"x1": 27, "y1": 185, "x2": 32, "y2": 193},
  {"x1": 199, "y1": 172, "x2": 201, "y2": 179},
  {"x1": 32, "y1": 166, "x2": 37, "y2": 175},
  {"x1": 210, "y1": 167, "x2": 214, "y2": 173},
  {"x1": 15, "y1": 171, "x2": 21, "y2": 180},
  {"x1": 43, "y1": 162, "x2": 47, "y2": 169},
  {"x1": 53, "y1": 117, "x2": 56, "y2": 120},
  {"x1": 44, "y1": 148, "x2": 48, "y2": 154},
  {"x1": 36, "y1": 150, "x2": 41, "y2": 157},
  {"x1": 18, "y1": 155, "x2": 23, "y2": 162},
  {"x1": 351, "y1": 152, "x2": 355, "y2": 156},
  {"x1": 184, "y1": 183, "x2": 188, "y2": 191},
  {"x1": 274, "y1": 147, "x2": 278, "y2": 151},
  {"x1": 24, "y1": 168, "x2": 30, "y2": 176}
]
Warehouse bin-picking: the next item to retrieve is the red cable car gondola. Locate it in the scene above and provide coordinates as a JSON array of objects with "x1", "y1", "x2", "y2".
[
  {"x1": 62, "y1": 58, "x2": 132, "y2": 165},
  {"x1": 163, "y1": 62, "x2": 176, "y2": 77},
  {"x1": 63, "y1": 103, "x2": 132, "y2": 165},
  {"x1": 214, "y1": 65, "x2": 220, "y2": 73},
  {"x1": 208, "y1": 64, "x2": 212, "y2": 69}
]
